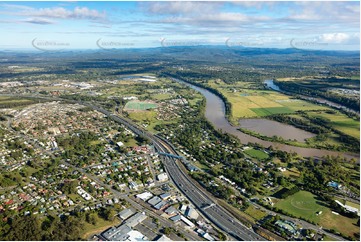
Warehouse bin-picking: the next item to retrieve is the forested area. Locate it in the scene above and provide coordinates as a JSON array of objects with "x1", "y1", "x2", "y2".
[{"x1": 56, "y1": 131, "x2": 106, "y2": 167}]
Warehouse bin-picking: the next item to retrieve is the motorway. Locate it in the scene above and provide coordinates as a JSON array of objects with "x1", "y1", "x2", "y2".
[
  {"x1": 6, "y1": 118, "x2": 201, "y2": 241},
  {"x1": 1, "y1": 94, "x2": 264, "y2": 240},
  {"x1": 155, "y1": 138, "x2": 264, "y2": 241},
  {"x1": 89, "y1": 104, "x2": 265, "y2": 241}
]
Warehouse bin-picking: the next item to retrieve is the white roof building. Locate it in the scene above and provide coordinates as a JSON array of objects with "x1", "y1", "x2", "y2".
[
  {"x1": 157, "y1": 173, "x2": 169, "y2": 182},
  {"x1": 136, "y1": 192, "x2": 153, "y2": 201},
  {"x1": 117, "y1": 141, "x2": 124, "y2": 147},
  {"x1": 156, "y1": 235, "x2": 172, "y2": 241},
  {"x1": 185, "y1": 207, "x2": 199, "y2": 220}
]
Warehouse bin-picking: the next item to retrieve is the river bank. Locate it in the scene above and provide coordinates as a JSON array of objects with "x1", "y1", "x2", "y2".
[{"x1": 172, "y1": 78, "x2": 359, "y2": 161}]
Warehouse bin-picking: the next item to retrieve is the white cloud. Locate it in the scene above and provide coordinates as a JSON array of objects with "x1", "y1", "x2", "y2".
[
  {"x1": 290, "y1": 1, "x2": 359, "y2": 23},
  {"x1": 163, "y1": 12, "x2": 270, "y2": 27},
  {"x1": 230, "y1": 1, "x2": 278, "y2": 9},
  {"x1": 1, "y1": 4, "x2": 106, "y2": 21},
  {"x1": 27, "y1": 6, "x2": 106, "y2": 20},
  {"x1": 140, "y1": 1, "x2": 222, "y2": 15},
  {"x1": 317, "y1": 33, "x2": 360, "y2": 44}
]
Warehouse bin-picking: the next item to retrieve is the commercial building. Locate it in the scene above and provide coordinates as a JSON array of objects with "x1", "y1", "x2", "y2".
[
  {"x1": 136, "y1": 192, "x2": 153, "y2": 201},
  {"x1": 185, "y1": 207, "x2": 199, "y2": 220},
  {"x1": 157, "y1": 173, "x2": 169, "y2": 182},
  {"x1": 125, "y1": 212, "x2": 148, "y2": 228},
  {"x1": 147, "y1": 196, "x2": 162, "y2": 206},
  {"x1": 101, "y1": 224, "x2": 148, "y2": 241},
  {"x1": 118, "y1": 208, "x2": 135, "y2": 220}
]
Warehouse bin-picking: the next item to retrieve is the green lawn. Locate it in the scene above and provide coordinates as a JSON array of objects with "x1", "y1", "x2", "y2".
[
  {"x1": 244, "y1": 148, "x2": 269, "y2": 160},
  {"x1": 275, "y1": 191, "x2": 359, "y2": 239},
  {"x1": 127, "y1": 110, "x2": 179, "y2": 133},
  {"x1": 123, "y1": 138, "x2": 138, "y2": 147},
  {"x1": 128, "y1": 110, "x2": 157, "y2": 122},
  {"x1": 244, "y1": 206, "x2": 267, "y2": 220},
  {"x1": 275, "y1": 191, "x2": 326, "y2": 222}
]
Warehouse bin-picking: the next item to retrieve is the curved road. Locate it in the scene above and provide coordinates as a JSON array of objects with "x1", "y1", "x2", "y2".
[
  {"x1": 155, "y1": 138, "x2": 264, "y2": 241},
  {"x1": 92, "y1": 104, "x2": 265, "y2": 241}
]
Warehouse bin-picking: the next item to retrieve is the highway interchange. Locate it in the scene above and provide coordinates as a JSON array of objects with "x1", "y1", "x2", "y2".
[
  {"x1": 3, "y1": 93, "x2": 346, "y2": 241},
  {"x1": 91, "y1": 105, "x2": 265, "y2": 241},
  {"x1": 1, "y1": 94, "x2": 264, "y2": 240}
]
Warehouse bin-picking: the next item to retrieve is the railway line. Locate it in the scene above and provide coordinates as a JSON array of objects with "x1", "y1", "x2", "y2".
[
  {"x1": 151, "y1": 135, "x2": 264, "y2": 241},
  {"x1": 1, "y1": 94, "x2": 264, "y2": 240}
]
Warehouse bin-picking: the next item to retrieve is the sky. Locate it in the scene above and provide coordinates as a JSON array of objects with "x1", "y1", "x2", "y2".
[{"x1": 0, "y1": 1, "x2": 359, "y2": 51}]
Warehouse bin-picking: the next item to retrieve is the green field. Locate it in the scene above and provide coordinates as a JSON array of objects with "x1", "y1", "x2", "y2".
[
  {"x1": 244, "y1": 148, "x2": 269, "y2": 160},
  {"x1": 0, "y1": 96, "x2": 36, "y2": 107},
  {"x1": 308, "y1": 111, "x2": 360, "y2": 139},
  {"x1": 282, "y1": 168, "x2": 301, "y2": 178},
  {"x1": 152, "y1": 93, "x2": 172, "y2": 100},
  {"x1": 275, "y1": 191, "x2": 359, "y2": 238},
  {"x1": 250, "y1": 107, "x2": 294, "y2": 116},
  {"x1": 128, "y1": 110, "x2": 157, "y2": 122},
  {"x1": 275, "y1": 191, "x2": 327, "y2": 221},
  {"x1": 337, "y1": 199, "x2": 360, "y2": 210},
  {"x1": 124, "y1": 101, "x2": 157, "y2": 111},
  {"x1": 208, "y1": 81, "x2": 359, "y2": 150},
  {"x1": 128, "y1": 110, "x2": 179, "y2": 133},
  {"x1": 244, "y1": 206, "x2": 267, "y2": 220},
  {"x1": 215, "y1": 88, "x2": 330, "y2": 119}
]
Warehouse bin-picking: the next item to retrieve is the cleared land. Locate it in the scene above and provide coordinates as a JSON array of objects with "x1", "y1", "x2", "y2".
[
  {"x1": 274, "y1": 191, "x2": 359, "y2": 238},
  {"x1": 128, "y1": 111, "x2": 157, "y2": 124},
  {"x1": 244, "y1": 206, "x2": 267, "y2": 220},
  {"x1": 81, "y1": 216, "x2": 120, "y2": 239},
  {"x1": 282, "y1": 168, "x2": 301, "y2": 178},
  {"x1": 216, "y1": 88, "x2": 330, "y2": 119}
]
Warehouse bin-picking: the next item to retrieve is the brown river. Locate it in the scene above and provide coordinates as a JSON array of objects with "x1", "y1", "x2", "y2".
[{"x1": 174, "y1": 78, "x2": 359, "y2": 161}]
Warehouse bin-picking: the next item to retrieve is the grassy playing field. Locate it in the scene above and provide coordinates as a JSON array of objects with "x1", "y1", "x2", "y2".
[
  {"x1": 274, "y1": 191, "x2": 359, "y2": 238},
  {"x1": 244, "y1": 148, "x2": 269, "y2": 160},
  {"x1": 275, "y1": 191, "x2": 329, "y2": 222},
  {"x1": 124, "y1": 101, "x2": 157, "y2": 111}
]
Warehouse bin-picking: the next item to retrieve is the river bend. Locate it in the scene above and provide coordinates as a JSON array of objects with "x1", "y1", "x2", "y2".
[{"x1": 174, "y1": 78, "x2": 359, "y2": 161}]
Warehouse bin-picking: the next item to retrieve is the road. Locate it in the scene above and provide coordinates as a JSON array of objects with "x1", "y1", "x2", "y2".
[
  {"x1": 5, "y1": 115, "x2": 201, "y2": 242},
  {"x1": 156, "y1": 140, "x2": 264, "y2": 241},
  {"x1": 86, "y1": 104, "x2": 265, "y2": 241},
  {"x1": 1, "y1": 94, "x2": 265, "y2": 240}
]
